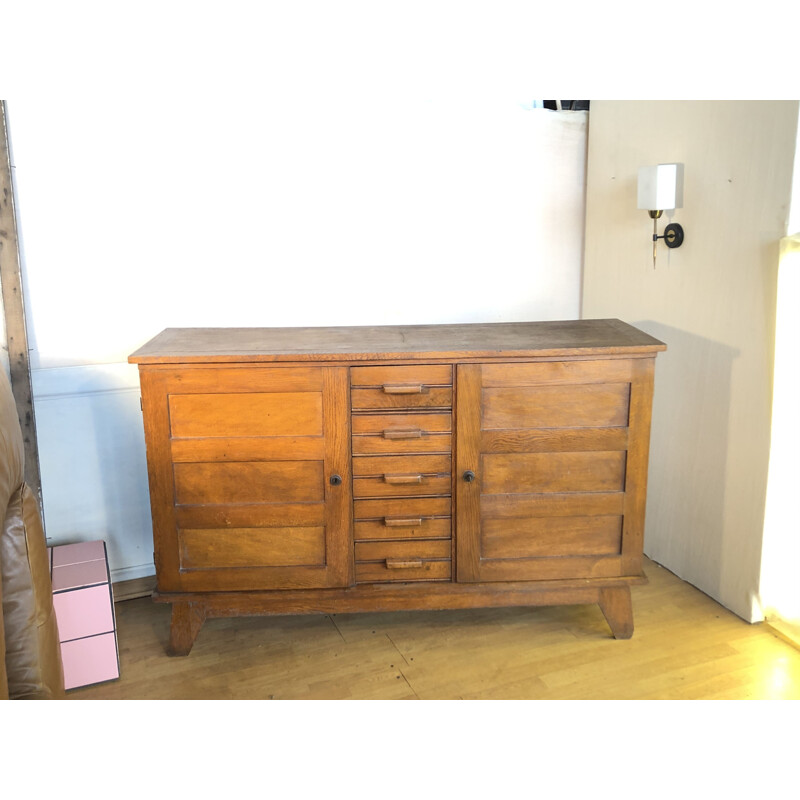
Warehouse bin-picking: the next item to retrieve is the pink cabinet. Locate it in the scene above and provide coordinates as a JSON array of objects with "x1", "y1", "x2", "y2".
[{"x1": 50, "y1": 541, "x2": 120, "y2": 690}]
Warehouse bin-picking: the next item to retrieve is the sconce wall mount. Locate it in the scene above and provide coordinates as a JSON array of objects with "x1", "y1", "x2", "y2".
[
  {"x1": 649, "y1": 210, "x2": 684, "y2": 248},
  {"x1": 638, "y1": 163, "x2": 685, "y2": 266}
]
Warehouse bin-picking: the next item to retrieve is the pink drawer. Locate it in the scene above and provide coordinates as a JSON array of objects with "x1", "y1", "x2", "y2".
[
  {"x1": 60, "y1": 632, "x2": 120, "y2": 690},
  {"x1": 53, "y1": 583, "x2": 115, "y2": 642},
  {"x1": 52, "y1": 540, "x2": 107, "y2": 567},
  {"x1": 51, "y1": 557, "x2": 109, "y2": 592}
]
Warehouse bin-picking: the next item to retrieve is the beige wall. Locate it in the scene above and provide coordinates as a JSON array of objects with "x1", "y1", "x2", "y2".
[{"x1": 582, "y1": 101, "x2": 799, "y2": 622}]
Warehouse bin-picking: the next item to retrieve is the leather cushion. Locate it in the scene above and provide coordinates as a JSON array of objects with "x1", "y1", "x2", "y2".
[
  {"x1": 1, "y1": 483, "x2": 64, "y2": 698},
  {"x1": 0, "y1": 368, "x2": 64, "y2": 699}
]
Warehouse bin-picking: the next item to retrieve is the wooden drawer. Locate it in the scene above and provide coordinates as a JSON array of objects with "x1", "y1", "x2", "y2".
[
  {"x1": 353, "y1": 474, "x2": 451, "y2": 499},
  {"x1": 354, "y1": 495, "x2": 451, "y2": 521},
  {"x1": 351, "y1": 365, "x2": 452, "y2": 411},
  {"x1": 352, "y1": 412, "x2": 451, "y2": 455},
  {"x1": 351, "y1": 365, "x2": 452, "y2": 387},
  {"x1": 351, "y1": 386, "x2": 452, "y2": 411},
  {"x1": 355, "y1": 560, "x2": 451, "y2": 583},
  {"x1": 355, "y1": 539, "x2": 452, "y2": 584},
  {"x1": 355, "y1": 538, "x2": 451, "y2": 562},
  {"x1": 354, "y1": 516, "x2": 451, "y2": 541},
  {"x1": 352, "y1": 454, "x2": 451, "y2": 498}
]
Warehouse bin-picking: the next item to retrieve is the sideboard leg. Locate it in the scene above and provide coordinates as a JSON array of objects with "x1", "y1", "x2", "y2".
[
  {"x1": 598, "y1": 586, "x2": 634, "y2": 639},
  {"x1": 167, "y1": 601, "x2": 206, "y2": 656}
]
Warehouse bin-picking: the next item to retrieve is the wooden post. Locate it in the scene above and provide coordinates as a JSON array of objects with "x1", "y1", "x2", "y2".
[{"x1": 0, "y1": 100, "x2": 45, "y2": 525}]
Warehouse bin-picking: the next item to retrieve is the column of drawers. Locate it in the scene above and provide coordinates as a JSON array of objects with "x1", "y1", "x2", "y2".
[{"x1": 350, "y1": 365, "x2": 453, "y2": 583}]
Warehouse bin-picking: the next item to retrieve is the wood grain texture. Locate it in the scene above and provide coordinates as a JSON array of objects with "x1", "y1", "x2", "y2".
[
  {"x1": 129, "y1": 319, "x2": 666, "y2": 364},
  {"x1": 480, "y1": 426, "x2": 627, "y2": 454},
  {"x1": 174, "y1": 460, "x2": 324, "y2": 504},
  {"x1": 480, "y1": 358, "x2": 635, "y2": 387},
  {"x1": 355, "y1": 560, "x2": 452, "y2": 583},
  {"x1": 482, "y1": 383, "x2": 630, "y2": 429},
  {"x1": 351, "y1": 364, "x2": 452, "y2": 386},
  {"x1": 351, "y1": 386, "x2": 452, "y2": 410},
  {"x1": 481, "y1": 451, "x2": 626, "y2": 494},
  {"x1": 355, "y1": 539, "x2": 451, "y2": 562},
  {"x1": 620, "y1": 358, "x2": 655, "y2": 569},
  {"x1": 455, "y1": 363, "x2": 483, "y2": 582},
  {"x1": 354, "y1": 496, "x2": 451, "y2": 520},
  {"x1": 352, "y1": 432, "x2": 452, "y2": 455},
  {"x1": 0, "y1": 102, "x2": 43, "y2": 508},
  {"x1": 176, "y1": 502, "x2": 325, "y2": 529},
  {"x1": 598, "y1": 586, "x2": 634, "y2": 639},
  {"x1": 151, "y1": 574, "x2": 643, "y2": 615},
  {"x1": 353, "y1": 475, "x2": 451, "y2": 499},
  {"x1": 169, "y1": 392, "x2": 323, "y2": 438},
  {"x1": 354, "y1": 517, "x2": 451, "y2": 542},
  {"x1": 352, "y1": 412, "x2": 451, "y2": 434},
  {"x1": 180, "y1": 526, "x2": 326, "y2": 569},
  {"x1": 481, "y1": 515, "x2": 622, "y2": 559},
  {"x1": 167, "y1": 601, "x2": 206, "y2": 657},
  {"x1": 139, "y1": 369, "x2": 182, "y2": 592},
  {"x1": 352, "y1": 454, "x2": 450, "y2": 477},
  {"x1": 321, "y1": 367, "x2": 354, "y2": 588},
  {"x1": 171, "y1": 435, "x2": 326, "y2": 462}
]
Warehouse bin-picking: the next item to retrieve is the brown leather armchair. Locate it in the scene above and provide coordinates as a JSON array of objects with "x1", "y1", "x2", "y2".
[{"x1": 0, "y1": 367, "x2": 64, "y2": 699}]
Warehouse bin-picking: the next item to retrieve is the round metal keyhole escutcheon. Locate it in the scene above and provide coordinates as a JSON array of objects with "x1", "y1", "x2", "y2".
[
  {"x1": 330, "y1": 475, "x2": 342, "y2": 486},
  {"x1": 463, "y1": 470, "x2": 475, "y2": 483}
]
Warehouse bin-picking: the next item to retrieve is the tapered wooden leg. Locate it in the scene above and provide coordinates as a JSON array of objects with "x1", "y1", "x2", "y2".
[
  {"x1": 598, "y1": 586, "x2": 634, "y2": 639},
  {"x1": 167, "y1": 601, "x2": 206, "y2": 656}
]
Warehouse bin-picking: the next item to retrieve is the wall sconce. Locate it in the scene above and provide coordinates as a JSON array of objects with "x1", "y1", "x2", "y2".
[{"x1": 637, "y1": 162, "x2": 685, "y2": 267}]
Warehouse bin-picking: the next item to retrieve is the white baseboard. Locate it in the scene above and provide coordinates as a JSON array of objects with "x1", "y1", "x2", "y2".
[{"x1": 111, "y1": 563, "x2": 156, "y2": 583}]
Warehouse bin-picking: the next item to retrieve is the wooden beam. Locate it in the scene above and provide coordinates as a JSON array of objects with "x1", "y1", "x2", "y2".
[{"x1": 0, "y1": 100, "x2": 45, "y2": 523}]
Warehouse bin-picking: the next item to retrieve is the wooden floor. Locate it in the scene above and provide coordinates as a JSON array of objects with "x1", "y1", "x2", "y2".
[{"x1": 70, "y1": 557, "x2": 800, "y2": 700}]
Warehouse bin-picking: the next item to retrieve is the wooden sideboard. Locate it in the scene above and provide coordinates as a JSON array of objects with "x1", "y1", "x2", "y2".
[{"x1": 129, "y1": 319, "x2": 665, "y2": 655}]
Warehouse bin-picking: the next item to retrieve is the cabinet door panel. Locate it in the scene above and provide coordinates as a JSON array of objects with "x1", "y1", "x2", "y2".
[
  {"x1": 481, "y1": 452, "x2": 626, "y2": 494},
  {"x1": 482, "y1": 383, "x2": 630, "y2": 429},
  {"x1": 456, "y1": 360, "x2": 654, "y2": 582},
  {"x1": 480, "y1": 516, "x2": 623, "y2": 559},
  {"x1": 140, "y1": 365, "x2": 352, "y2": 592},
  {"x1": 169, "y1": 392, "x2": 323, "y2": 438},
  {"x1": 174, "y1": 461, "x2": 324, "y2": 505},
  {"x1": 180, "y1": 527, "x2": 326, "y2": 569}
]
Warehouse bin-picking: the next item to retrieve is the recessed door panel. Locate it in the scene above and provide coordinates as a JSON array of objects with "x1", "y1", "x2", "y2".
[
  {"x1": 169, "y1": 392, "x2": 323, "y2": 438},
  {"x1": 481, "y1": 452, "x2": 626, "y2": 494},
  {"x1": 174, "y1": 461, "x2": 324, "y2": 505},
  {"x1": 482, "y1": 383, "x2": 630, "y2": 430}
]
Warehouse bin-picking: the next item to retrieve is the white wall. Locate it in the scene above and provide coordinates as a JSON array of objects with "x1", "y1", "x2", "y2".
[
  {"x1": 582, "y1": 101, "x2": 799, "y2": 623},
  {"x1": 6, "y1": 96, "x2": 588, "y2": 581}
]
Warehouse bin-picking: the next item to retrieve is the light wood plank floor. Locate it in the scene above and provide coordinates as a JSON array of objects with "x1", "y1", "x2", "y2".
[{"x1": 70, "y1": 558, "x2": 800, "y2": 700}]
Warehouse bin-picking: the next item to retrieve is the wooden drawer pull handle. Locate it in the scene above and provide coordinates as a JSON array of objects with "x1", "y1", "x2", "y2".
[
  {"x1": 383, "y1": 474, "x2": 423, "y2": 485},
  {"x1": 386, "y1": 558, "x2": 425, "y2": 569},
  {"x1": 382, "y1": 384, "x2": 425, "y2": 394},
  {"x1": 383, "y1": 428, "x2": 423, "y2": 439},
  {"x1": 384, "y1": 517, "x2": 424, "y2": 527}
]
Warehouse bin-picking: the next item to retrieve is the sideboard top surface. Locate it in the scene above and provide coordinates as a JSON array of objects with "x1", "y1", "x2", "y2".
[{"x1": 128, "y1": 318, "x2": 666, "y2": 365}]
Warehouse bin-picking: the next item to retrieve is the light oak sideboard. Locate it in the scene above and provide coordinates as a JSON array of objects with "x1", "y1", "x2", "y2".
[{"x1": 129, "y1": 319, "x2": 665, "y2": 655}]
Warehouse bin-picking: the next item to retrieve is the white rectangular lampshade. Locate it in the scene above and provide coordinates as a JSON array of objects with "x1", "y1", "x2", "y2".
[{"x1": 637, "y1": 163, "x2": 684, "y2": 211}]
